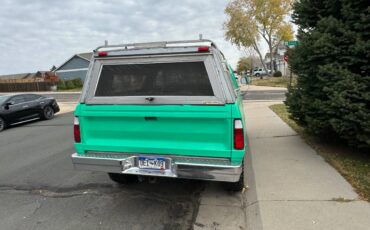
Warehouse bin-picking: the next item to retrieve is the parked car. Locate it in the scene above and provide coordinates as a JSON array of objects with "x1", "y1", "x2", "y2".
[
  {"x1": 0, "y1": 94, "x2": 60, "y2": 132},
  {"x1": 71, "y1": 39, "x2": 247, "y2": 191},
  {"x1": 253, "y1": 68, "x2": 271, "y2": 77}
]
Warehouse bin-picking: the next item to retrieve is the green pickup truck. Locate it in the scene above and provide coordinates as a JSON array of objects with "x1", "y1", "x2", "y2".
[{"x1": 71, "y1": 39, "x2": 246, "y2": 190}]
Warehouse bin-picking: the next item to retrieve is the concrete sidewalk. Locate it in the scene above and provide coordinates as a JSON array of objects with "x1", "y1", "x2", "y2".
[
  {"x1": 240, "y1": 85, "x2": 287, "y2": 91},
  {"x1": 244, "y1": 102, "x2": 370, "y2": 230}
]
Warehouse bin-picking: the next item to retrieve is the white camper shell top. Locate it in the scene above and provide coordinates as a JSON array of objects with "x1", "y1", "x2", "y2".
[{"x1": 80, "y1": 40, "x2": 238, "y2": 105}]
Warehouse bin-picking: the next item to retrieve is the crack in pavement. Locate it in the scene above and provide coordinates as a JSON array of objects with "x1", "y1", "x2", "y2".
[
  {"x1": 0, "y1": 183, "x2": 204, "y2": 203},
  {"x1": 0, "y1": 183, "x2": 114, "y2": 198}
]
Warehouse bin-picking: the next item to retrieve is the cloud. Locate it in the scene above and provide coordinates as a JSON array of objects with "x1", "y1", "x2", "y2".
[{"x1": 0, "y1": 0, "x2": 243, "y2": 74}]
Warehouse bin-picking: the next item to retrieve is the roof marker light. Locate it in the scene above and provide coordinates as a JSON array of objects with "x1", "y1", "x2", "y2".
[
  {"x1": 97, "y1": 51, "x2": 108, "y2": 57},
  {"x1": 198, "y1": 46, "x2": 210, "y2": 52}
]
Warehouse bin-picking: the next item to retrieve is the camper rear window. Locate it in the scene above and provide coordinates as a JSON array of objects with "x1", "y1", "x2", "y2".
[{"x1": 95, "y1": 62, "x2": 214, "y2": 97}]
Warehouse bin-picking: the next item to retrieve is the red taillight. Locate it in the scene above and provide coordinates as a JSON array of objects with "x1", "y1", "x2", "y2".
[
  {"x1": 74, "y1": 117, "x2": 81, "y2": 143},
  {"x1": 198, "y1": 46, "x2": 210, "y2": 52},
  {"x1": 234, "y1": 119, "x2": 244, "y2": 149},
  {"x1": 97, "y1": 51, "x2": 108, "y2": 56}
]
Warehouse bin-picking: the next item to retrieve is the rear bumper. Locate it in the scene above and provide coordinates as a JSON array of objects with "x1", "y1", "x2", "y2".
[{"x1": 71, "y1": 152, "x2": 242, "y2": 182}]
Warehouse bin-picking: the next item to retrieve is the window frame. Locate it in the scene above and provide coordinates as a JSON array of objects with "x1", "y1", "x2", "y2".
[
  {"x1": 9, "y1": 95, "x2": 26, "y2": 105},
  {"x1": 85, "y1": 54, "x2": 226, "y2": 105},
  {"x1": 23, "y1": 94, "x2": 41, "y2": 102}
]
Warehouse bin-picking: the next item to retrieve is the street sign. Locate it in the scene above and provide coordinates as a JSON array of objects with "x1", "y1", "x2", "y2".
[
  {"x1": 284, "y1": 55, "x2": 288, "y2": 62},
  {"x1": 286, "y1": 40, "x2": 298, "y2": 46}
]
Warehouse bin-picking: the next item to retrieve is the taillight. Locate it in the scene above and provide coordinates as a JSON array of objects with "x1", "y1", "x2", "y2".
[
  {"x1": 74, "y1": 117, "x2": 81, "y2": 143},
  {"x1": 198, "y1": 46, "x2": 210, "y2": 52},
  {"x1": 97, "y1": 51, "x2": 108, "y2": 56},
  {"x1": 234, "y1": 119, "x2": 244, "y2": 149}
]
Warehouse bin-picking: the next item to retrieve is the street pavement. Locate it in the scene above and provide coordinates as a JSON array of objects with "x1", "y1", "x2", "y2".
[{"x1": 0, "y1": 113, "x2": 205, "y2": 230}]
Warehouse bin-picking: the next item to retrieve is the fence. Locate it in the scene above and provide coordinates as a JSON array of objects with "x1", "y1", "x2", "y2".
[{"x1": 0, "y1": 82, "x2": 56, "y2": 92}]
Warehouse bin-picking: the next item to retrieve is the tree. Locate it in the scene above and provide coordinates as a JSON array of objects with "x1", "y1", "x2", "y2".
[
  {"x1": 237, "y1": 57, "x2": 253, "y2": 74},
  {"x1": 286, "y1": 0, "x2": 370, "y2": 148},
  {"x1": 224, "y1": 0, "x2": 294, "y2": 75},
  {"x1": 50, "y1": 65, "x2": 57, "y2": 71}
]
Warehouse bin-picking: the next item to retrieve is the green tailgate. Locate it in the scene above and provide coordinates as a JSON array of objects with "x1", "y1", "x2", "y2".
[{"x1": 75, "y1": 104, "x2": 234, "y2": 158}]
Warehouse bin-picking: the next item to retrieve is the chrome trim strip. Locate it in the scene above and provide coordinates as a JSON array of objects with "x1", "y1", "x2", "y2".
[
  {"x1": 71, "y1": 153, "x2": 242, "y2": 182},
  {"x1": 10, "y1": 118, "x2": 40, "y2": 126}
]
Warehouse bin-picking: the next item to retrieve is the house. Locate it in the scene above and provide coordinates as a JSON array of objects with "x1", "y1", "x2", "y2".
[
  {"x1": 0, "y1": 73, "x2": 32, "y2": 82},
  {"x1": 54, "y1": 52, "x2": 93, "y2": 81},
  {"x1": 264, "y1": 43, "x2": 290, "y2": 76},
  {"x1": 0, "y1": 71, "x2": 58, "y2": 83}
]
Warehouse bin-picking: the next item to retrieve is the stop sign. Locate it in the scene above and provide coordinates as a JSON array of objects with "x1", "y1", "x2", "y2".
[{"x1": 284, "y1": 55, "x2": 288, "y2": 62}]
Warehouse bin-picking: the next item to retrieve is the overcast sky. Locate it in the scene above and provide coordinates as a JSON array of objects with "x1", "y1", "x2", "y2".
[{"x1": 0, "y1": 0, "x2": 255, "y2": 75}]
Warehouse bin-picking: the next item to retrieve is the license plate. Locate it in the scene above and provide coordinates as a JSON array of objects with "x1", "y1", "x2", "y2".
[{"x1": 138, "y1": 157, "x2": 166, "y2": 170}]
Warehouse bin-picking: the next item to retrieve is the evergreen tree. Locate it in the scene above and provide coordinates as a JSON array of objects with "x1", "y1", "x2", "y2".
[{"x1": 286, "y1": 0, "x2": 370, "y2": 148}]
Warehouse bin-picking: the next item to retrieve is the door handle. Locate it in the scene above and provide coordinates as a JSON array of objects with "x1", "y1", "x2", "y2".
[{"x1": 144, "y1": 116, "x2": 157, "y2": 121}]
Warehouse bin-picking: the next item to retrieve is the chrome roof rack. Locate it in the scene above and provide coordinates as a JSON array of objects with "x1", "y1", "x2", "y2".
[{"x1": 94, "y1": 39, "x2": 219, "y2": 52}]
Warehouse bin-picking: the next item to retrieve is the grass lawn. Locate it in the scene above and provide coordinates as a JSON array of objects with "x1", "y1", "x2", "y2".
[
  {"x1": 250, "y1": 77, "x2": 295, "y2": 88},
  {"x1": 270, "y1": 104, "x2": 370, "y2": 202}
]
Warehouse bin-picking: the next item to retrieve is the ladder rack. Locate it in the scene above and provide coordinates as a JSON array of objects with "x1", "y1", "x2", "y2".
[{"x1": 95, "y1": 39, "x2": 218, "y2": 52}]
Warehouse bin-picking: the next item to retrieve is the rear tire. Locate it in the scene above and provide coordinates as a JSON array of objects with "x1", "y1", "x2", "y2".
[
  {"x1": 224, "y1": 163, "x2": 245, "y2": 192},
  {"x1": 0, "y1": 117, "x2": 5, "y2": 132},
  {"x1": 108, "y1": 173, "x2": 138, "y2": 184},
  {"x1": 42, "y1": 106, "x2": 54, "y2": 120}
]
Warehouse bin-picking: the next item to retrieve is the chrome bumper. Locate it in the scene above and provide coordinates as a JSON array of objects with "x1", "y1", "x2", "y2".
[{"x1": 71, "y1": 152, "x2": 242, "y2": 182}]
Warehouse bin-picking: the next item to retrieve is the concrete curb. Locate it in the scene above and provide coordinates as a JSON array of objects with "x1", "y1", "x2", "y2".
[{"x1": 244, "y1": 134, "x2": 264, "y2": 230}]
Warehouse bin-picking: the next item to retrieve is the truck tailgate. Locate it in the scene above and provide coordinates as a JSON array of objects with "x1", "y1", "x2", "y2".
[{"x1": 77, "y1": 104, "x2": 232, "y2": 158}]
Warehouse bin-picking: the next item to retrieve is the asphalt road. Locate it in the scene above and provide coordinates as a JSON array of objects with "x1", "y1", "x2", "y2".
[{"x1": 0, "y1": 113, "x2": 205, "y2": 230}]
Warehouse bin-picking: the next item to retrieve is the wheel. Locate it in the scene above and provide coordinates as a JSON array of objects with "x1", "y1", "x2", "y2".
[
  {"x1": 224, "y1": 163, "x2": 245, "y2": 192},
  {"x1": 108, "y1": 173, "x2": 138, "y2": 184},
  {"x1": 42, "y1": 106, "x2": 54, "y2": 120},
  {"x1": 255, "y1": 73, "x2": 260, "y2": 77},
  {"x1": 0, "y1": 117, "x2": 5, "y2": 132}
]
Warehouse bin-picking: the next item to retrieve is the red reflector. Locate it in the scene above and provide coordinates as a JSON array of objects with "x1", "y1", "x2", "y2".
[
  {"x1": 234, "y1": 120, "x2": 244, "y2": 149},
  {"x1": 198, "y1": 46, "x2": 210, "y2": 52},
  {"x1": 74, "y1": 117, "x2": 81, "y2": 143},
  {"x1": 97, "y1": 51, "x2": 108, "y2": 56}
]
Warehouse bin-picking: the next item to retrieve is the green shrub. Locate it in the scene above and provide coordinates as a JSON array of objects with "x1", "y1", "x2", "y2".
[
  {"x1": 286, "y1": 0, "x2": 370, "y2": 149},
  {"x1": 72, "y1": 78, "x2": 83, "y2": 88},
  {"x1": 273, "y1": 71, "x2": 282, "y2": 77},
  {"x1": 57, "y1": 80, "x2": 66, "y2": 90},
  {"x1": 65, "y1": 80, "x2": 75, "y2": 89}
]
